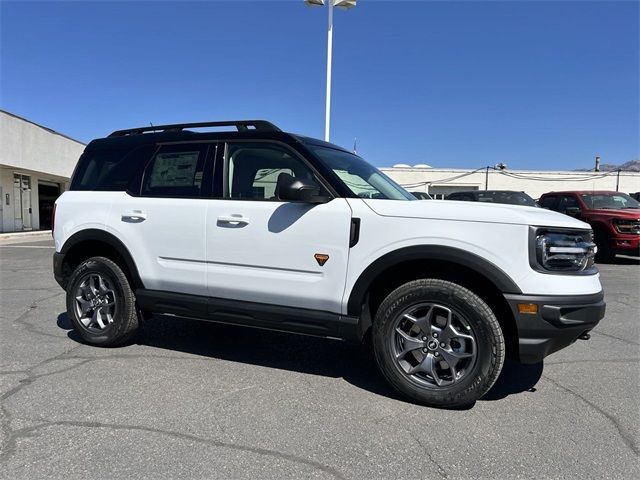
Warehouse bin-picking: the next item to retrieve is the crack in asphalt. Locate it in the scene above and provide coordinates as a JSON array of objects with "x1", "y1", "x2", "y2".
[
  {"x1": 0, "y1": 350, "x2": 345, "y2": 479},
  {"x1": 545, "y1": 358, "x2": 640, "y2": 366},
  {"x1": 0, "y1": 295, "x2": 346, "y2": 479},
  {"x1": 591, "y1": 330, "x2": 640, "y2": 347},
  {"x1": 9, "y1": 291, "x2": 66, "y2": 339},
  {"x1": 541, "y1": 374, "x2": 639, "y2": 457},
  {"x1": 0, "y1": 419, "x2": 346, "y2": 479},
  {"x1": 0, "y1": 420, "x2": 346, "y2": 479},
  {"x1": 405, "y1": 426, "x2": 449, "y2": 478}
]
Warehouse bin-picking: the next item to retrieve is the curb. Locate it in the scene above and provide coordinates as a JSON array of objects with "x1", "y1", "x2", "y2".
[{"x1": 0, "y1": 230, "x2": 52, "y2": 244}]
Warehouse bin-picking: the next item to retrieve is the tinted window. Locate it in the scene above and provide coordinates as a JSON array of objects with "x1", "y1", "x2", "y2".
[
  {"x1": 448, "y1": 193, "x2": 475, "y2": 201},
  {"x1": 71, "y1": 146, "x2": 153, "y2": 191},
  {"x1": 475, "y1": 191, "x2": 536, "y2": 206},
  {"x1": 557, "y1": 195, "x2": 580, "y2": 213},
  {"x1": 225, "y1": 143, "x2": 323, "y2": 200},
  {"x1": 141, "y1": 144, "x2": 207, "y2": 197},
  {"x1": 539, "y1": 196, "x2": 558, "y2": 210}
]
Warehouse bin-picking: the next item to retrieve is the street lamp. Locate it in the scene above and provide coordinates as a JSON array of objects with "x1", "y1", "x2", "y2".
[
  {"x1": 485, "y1": 163, "x2": 507, "y2": 190},
  {"x1": 304, "y1": 0, "x2": 357, "y2": 142}
]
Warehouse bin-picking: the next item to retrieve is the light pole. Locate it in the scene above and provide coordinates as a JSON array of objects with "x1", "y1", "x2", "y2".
[
  {"x1": 304, "y1": 0, "x2": 357, "y2": 142},
  {"x1": 485, "y1": 163, "x2": 507, "y2": 190}
]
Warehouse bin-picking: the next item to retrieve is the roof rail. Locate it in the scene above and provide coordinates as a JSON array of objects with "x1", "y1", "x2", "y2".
[{"x1": 108, "y1": 120, "x2": 281, "y2": 137}]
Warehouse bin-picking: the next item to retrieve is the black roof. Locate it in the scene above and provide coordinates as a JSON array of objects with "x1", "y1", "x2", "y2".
[{"x1": 86, "y1": 119, "x2": 352, "y2": 153}]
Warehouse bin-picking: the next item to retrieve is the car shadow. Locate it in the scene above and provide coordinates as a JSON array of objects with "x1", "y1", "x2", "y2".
[
  {"x1": 56, "y1": 312, "x2": 544, "y2": 407},
  {"x1": 609, "y1": 255, "x2": 640, "y2": 265}
]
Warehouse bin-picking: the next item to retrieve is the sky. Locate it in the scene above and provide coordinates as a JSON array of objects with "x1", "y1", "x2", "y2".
[{"x1": 1, "y1": 0, "x2": 638, "y2": 170}]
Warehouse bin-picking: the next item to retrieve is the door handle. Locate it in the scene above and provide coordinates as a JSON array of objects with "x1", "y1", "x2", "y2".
[
  {"x1": 217, "y1": 214, "x2": 249, "y2": 226},
  {"x1": 121, "y1": 210, "x2": 147, "y2": 222}
]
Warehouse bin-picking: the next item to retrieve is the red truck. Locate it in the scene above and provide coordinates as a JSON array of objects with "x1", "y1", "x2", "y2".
[{"x1": 538, "y1": 190, "x2": 640, "y2": 262}]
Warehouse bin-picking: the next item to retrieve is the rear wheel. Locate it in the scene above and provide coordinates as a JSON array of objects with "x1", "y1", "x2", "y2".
[
  {"x1": 372, "y1": 279, "x2": 505, "y2": 408},
  {"x1": 66, "y1": 256, "x2": 140, "y2": 346}
]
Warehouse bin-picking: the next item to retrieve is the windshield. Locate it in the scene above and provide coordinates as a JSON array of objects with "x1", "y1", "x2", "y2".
[
  {"x1": 310, "y1": 146, "x2": 415, "y2": 200},
  {"x1": 581, "y1": 193, "x2": 640, "y2": 210}
]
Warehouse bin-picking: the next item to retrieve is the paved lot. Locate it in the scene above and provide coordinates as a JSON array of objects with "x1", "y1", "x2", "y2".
[{"x1": 1, "y1": 238, "x2": 638, "y2": 479}]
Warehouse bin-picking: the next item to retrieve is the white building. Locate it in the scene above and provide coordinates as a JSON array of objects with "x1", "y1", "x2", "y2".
[
  {"x1": 0, "y1": 110, "x2": 85, "y2": 232},
  {"x1": 382, "y1": 166, "x2": 640, "y2": 199}
]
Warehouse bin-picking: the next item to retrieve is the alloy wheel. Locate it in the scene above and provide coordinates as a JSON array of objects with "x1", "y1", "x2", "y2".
[
  {"x1": 74, "y1": 273, "x2": 117, "y2": 331},
  {"x1": 391, "y1": 303, "x2": 477, "y2": 388}
]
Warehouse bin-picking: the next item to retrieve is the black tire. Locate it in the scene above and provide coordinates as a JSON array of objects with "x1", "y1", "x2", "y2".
[
  {"x1": 372, "y1": 279, "x2": 505, "y2": 408},
  {"x1": 66, "y1": 256, "x2": 139, "y2": 346},
  {"x1": 594, "y1": 230, "x2": 615, "y2": 263}
]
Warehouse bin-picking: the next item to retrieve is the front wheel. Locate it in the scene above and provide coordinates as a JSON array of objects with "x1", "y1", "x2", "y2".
[
  {"x1": 66, "y1": 256, "x2": 140, "y2": 346},
  {"x1": 372, "y1": 279, "x2": 505, "y2": 408}
]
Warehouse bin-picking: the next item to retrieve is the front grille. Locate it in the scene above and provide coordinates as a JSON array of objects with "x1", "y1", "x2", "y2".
[{"x1": 614, "y1": 219, "x2": 640, "y2": 235}]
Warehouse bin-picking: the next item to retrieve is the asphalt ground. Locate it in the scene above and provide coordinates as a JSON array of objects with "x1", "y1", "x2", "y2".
[{"x1": 1, "y1": 238, "x2": 638, "y2": 479}]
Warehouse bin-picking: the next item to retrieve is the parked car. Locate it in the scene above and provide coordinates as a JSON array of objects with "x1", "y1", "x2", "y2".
[
  {"x1": 53, "y1": 120, "x2": 605, "y2": 408},
  {"x1": 630, "y1": 192, "x2": 640, "y2": 202},
  {"x1": 410, "y1": 191, "x2": 433, "y2": 200},
  {"x1": 446, "y1": 190, "x2": 537, "y2": 207},
  {"x1": 538, "y1": 190, "x2": 640, "y2": 262}
]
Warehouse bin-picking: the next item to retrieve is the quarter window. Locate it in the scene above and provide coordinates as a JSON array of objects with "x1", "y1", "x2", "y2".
[{"x1": 71, "y1": 145, "x2": 154, "y2": 191}]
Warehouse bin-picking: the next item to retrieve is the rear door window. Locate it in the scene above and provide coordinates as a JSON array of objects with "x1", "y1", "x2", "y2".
[{"x1": 141, "y1": 144, "x2": 209, "y2": 197}]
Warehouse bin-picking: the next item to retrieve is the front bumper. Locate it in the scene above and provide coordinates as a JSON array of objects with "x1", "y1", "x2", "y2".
[
  {"x1": 504, "y1": 290, "x2": 605, "y2": 364},
  {"x1": 610, "y1": 235, "x2": 640, "y2": 255}
]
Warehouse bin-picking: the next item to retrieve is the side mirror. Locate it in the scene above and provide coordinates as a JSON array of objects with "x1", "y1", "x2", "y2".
[
  {"x1": 565, "y1": 206, "x2": 581, "y2": 216},
  {"x1": 277, "y1": 173, "x2": 330, "y2": 204}
]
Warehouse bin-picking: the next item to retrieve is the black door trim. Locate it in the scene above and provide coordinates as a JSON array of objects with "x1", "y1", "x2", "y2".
[{"x1": 136, "y1": 289, "x2": 363, "y2": 342}]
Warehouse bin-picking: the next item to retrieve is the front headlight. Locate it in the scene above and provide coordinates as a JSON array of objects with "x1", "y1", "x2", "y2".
[{"x1": 532, "y1": 229, "x2": 596, "y2": 274}]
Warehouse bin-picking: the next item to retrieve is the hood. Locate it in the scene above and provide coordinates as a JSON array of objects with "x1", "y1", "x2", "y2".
[{"x1": 362, "y1": 199, "x2": 591, "y2": 229}]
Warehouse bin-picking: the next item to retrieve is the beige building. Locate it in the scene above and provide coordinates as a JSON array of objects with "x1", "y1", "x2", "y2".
[
  {"x1": 0, "y1": 110, "x2": 85, "y2": 232},
  {"x1": 382, "y1": 166, "x2": 640, "y2": 199}
]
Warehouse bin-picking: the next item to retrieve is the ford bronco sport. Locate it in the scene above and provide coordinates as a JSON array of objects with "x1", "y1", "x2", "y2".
[{"x1": 53, "y1": 120, "x2": 605, "y2": 407}]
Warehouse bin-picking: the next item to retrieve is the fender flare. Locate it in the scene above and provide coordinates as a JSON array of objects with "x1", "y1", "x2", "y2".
[
  {"x1": 346, "y1": 245, "x2": 522, "y2": 316},
  {"x1": 60, "y1": 229, "x2": 144, "y2": 289}
]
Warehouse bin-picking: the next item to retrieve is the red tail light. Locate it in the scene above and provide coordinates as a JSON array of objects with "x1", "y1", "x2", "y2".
[{"x1": 51, "y1": 203, "x2": 57, "y2": 236}]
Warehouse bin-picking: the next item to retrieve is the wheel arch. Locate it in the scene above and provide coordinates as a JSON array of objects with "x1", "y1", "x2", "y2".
[
  {"x1": 347, "y1": 245, "x2": 522, "y2": 358},
  {"x1": 59, "y1": 229, "x2": 144, "y2": 290}
]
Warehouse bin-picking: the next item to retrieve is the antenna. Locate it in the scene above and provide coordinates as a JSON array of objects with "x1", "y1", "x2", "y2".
[{"x1": 353, "y1": 137, "x2": 357, "y2": 154}]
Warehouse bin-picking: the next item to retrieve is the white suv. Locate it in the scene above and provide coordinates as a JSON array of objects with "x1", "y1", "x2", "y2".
[{"x1": 53, "y1": 120, "x2": 605, "y2": 407}]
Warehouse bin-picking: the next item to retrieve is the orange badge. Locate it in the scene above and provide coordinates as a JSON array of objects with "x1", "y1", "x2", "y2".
[{"x1": 314, "y1": 254, "x2": 330, "y2": 266}]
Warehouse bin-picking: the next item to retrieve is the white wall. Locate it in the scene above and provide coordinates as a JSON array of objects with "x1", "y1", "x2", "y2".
[
  {"x1": 381, "y1": 167, "x2": 640, "y2": 199},
  {"x1": 0, "y1": 111, "x2": 85, "y2": 179},
  {"x1": 0, "y1": 111, "x2": 82, "y2": 232}
]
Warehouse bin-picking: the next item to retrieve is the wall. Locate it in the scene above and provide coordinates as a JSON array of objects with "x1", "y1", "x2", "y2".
[
  {"x1": 0, "y1": 168, "x2": 70, "y2": 232},
  {"x1": 381, "y1": 167, "x2": 640, "y2": 199},
  {"x1": 0, "y1": 110, "x2": 83, "y2": 232},
  {"x1": 0, "y1": 110, "x2": 85, "y2": 179}
]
